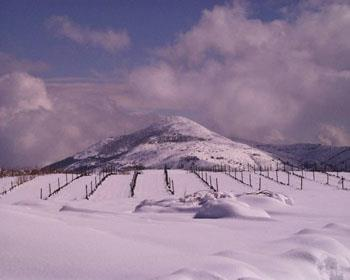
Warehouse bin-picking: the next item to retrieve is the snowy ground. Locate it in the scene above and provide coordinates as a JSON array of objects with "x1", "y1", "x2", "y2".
[{"x1": 0, "y1": 170, "x2": 349, "y2": 280}]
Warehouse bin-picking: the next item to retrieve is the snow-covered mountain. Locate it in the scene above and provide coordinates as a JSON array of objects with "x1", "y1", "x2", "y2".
[
  {"x1": 47, "y1": 116, "x2": 278, "y2": 171},
  {"x1": 256, "y1": 143, "x2": 350, "y2": 170}
]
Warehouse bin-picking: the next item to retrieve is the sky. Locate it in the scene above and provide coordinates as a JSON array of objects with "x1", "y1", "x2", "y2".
[{"x1": 0, "y1": 0, "x2": 350, "y2": 168}]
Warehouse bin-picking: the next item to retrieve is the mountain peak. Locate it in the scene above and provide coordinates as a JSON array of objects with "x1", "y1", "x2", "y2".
[
  {"x1": 148, "y1": 115, "x2": 219, "y2": 141},
  {"x1": 47, "y1": 115, "x2": 278, "y2": 171}
]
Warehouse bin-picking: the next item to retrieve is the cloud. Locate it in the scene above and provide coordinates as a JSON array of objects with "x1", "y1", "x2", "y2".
[
  {"x1": 129, "y1": 1, "x2": 350, "y2": 145},
  {"x1": 0, "y1": 52, "x2": 49, "y2": 75},
  {"x1": 318, "y1": 124, "x2": 350, "y2": 146},
  {"x1": 0, "y1": 72, "x2": 52, "y2": 127},
  {"x1": 47, "y1": 16, "x2": 130, "y2": 52},
  {"x1": 0, "y1": 72, "x2": 157, "y2": 168},
  {"x1": 2, "y1": 1, "x2": 350, "y2": 168}
]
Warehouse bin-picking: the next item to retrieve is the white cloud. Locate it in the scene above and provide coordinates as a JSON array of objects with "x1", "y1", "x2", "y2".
[
  {"x1": 129, "y1": 1, "x2": 350, "y2": 144},
  {"x1": 47, "y1": 16, "x2": 130, "y2": 52},
  {"x1": 0, "y1": 72, "x2": 52, "y2": 127},
  {"x1": 2, "y1": 1, "x2": 350, "y2": 168},
  {"x1": 318, "y1": 124, "x2": 350, "y2": 146}
]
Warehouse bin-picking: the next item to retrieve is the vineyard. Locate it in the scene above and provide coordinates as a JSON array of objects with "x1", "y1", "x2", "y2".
[{"x1": 1, "y1": 163, "x2": 350, "y2": 280}]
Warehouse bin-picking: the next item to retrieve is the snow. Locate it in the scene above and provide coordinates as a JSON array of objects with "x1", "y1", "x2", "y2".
[
  {"x1": 0, "y1": 176, "x2": 18, "y2": 193},
  {"x1": 0, "y1": 174, "x2": 70, "y2": 203},
  {"x1": 0, "y1": 169, "x2": 349, "y2": 280},
  {"x1": 194, "y1": 198, "x2": 271, "y2": 219},
  {"x1": 50, "y1": 116, "x2": 280, "y2": 171}
]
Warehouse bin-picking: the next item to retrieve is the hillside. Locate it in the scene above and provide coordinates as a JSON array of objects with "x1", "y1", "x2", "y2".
[
  {"x1": 47, "y1": 116, "x2": 278, "y2": 171},
  {"x1": 257, "y1": 143, "x2": 350, "y2": 170}
]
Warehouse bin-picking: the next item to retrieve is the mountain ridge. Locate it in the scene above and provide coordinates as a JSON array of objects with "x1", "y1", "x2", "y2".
[{"x1": 46, "y1": 116, "x2": 279, "y2": 171}]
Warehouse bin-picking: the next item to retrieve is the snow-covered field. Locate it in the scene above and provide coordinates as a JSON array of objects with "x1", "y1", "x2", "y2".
[{"x1": 0, "y1": 170, "x2": 349, "y2": 280}]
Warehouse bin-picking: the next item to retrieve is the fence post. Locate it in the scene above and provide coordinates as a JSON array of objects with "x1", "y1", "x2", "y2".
[
  {"x1": 300, "y1": 177, "x2": 303, "y2": 190},
  {"x1": 326, "y1": 173, "x2": 329, "y2": 185},
  {"x1": 49, "y1": 183, "x2": 51, "y2": 196},
  {"x1": 287, "y1": 172, "x2": 290, "y2": 186},
  {"x1": 85, "y1": 185, "x2": 88, "y2": 199},
  {"x1": 40, "y1": 188, "x2": 43, "y2": 200},
  {"x1": 215, "y1": 178, "x2": 219, "y2": 192},
  {"x1": 249, "y1": 173, "x2": 252, "y2": 187},
  {"x1": 259, "y1": 177, "x2": 261, "y2": 190}
]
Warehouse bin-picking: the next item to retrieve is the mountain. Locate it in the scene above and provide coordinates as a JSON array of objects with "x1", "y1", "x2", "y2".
[
  {"x1": 256, "y1": 143, "x2": 350, "y2": 171},
  {"x1": 46, "y1": 116, "x2": 279, "y2": 171}
]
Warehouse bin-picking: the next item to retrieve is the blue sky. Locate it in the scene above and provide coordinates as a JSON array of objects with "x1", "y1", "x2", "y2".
[
  {"x1": 0, "y1": 0, "x2": 349, "y2": 167},
  {"x1": 1, "y1": 0, "x2": 226, "y2": 77},
  {"x1": 0, "y1": 0, "x2": 298, "y2": 78}
]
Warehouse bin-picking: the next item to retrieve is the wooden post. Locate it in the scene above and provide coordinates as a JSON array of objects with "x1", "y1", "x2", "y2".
[
  {"x1": 209, "y1": 176, "x2": 212, "y2": 187},
  {"x1": 300, "y1": 177, "x2": 303, "y2": 190},
  {"x1": 40, "y1": 188, "x2": 43, "y2": 200},
  {"x1": 171, "y1": 179, "x2": 174, "y2": 194},
  {"x1": 287, "y1": 172, "x2": 290, "y2": 186},
  {"x1": 259, "y1": 177, "x2": 261, "y2": 190},
  {"x1": 58, "y1": 178, "x2": 60, "y2": 189},
  {"x1": 205, "y1": 172, "x2": 208, "y2": 183},
  {"x1": 85, "y1": 185, "x2": 88, "y2": 199},
  {"x1": 313, "y1": 170, "x2": 315, "y2": 180},
  {"x1": 90, "y1": 181, "x2": 93, "y2": 194},
  {"x1": 215, "y1": 178, "x2": 219, "y2": 192},
  {"x1": 95, "y1": 177, "x2": 97, "y2": 188},
  {"x1": 341, "y1": 177, "x2": 344, "y2": 190},
  {"x1": 241, "y1": 171, "x2": 243, "y2": 182},
  {"x1": 326, "y1": 173, "x2": 329, "y2": 185},
  {"x1": 267, "y1": 169, "x2": 270, "y2": 178},
  {"x1": 49, "y1": 183, "x2": 51, "y2": 196},
  {"x1": 276, "y1": 170, "x2": 278, "y2": 182},
  {"x1": 249, "y1": 173, "x2": 252, "y2": 187}
]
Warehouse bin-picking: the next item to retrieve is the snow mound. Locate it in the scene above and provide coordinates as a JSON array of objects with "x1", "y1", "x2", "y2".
[
  {"x1": 323, "y1": 223, "x2": 350, "y2": 235},
  {"x1": 134, "y1": 191, "x2": 270, "y2": 220},
  {"x1": 238, "y1": 190, "x2": 293, "y2": 206},
  {"x1": 59, "y1": 205, "x2": 115, "y2": 215},
  {"x1": 155, "y1": 268, "x2": 224, "y2": 280},
  {"x1": 134, "y1": 198, "x2": 201, "y2": 214},
  {"x1": 134, "y1": 191, "x2": 236, "y2": 214},
  {"x1": 155, "y1": 257, "x2": 265, "y2": 280},
  {"x1": 194, "y1": 198, "x2": 271, "y2": 219},
  {"x1": 295, "y1": 228, "x2": 320, "y2": 235},
  {"x1": 280, "y1": 232, "x2": 350, "y2": 280}
]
